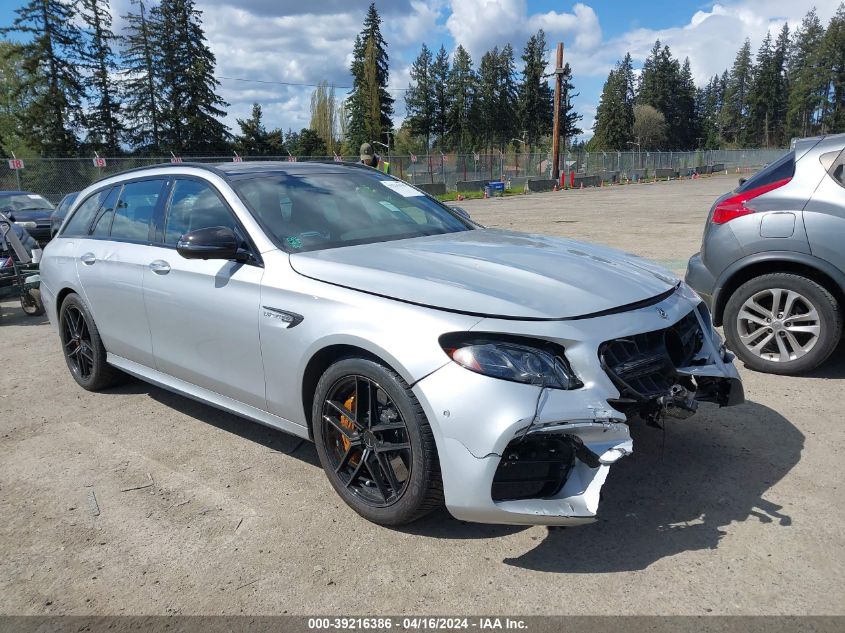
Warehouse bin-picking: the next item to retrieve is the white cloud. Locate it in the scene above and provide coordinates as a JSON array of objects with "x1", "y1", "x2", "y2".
[
  {"x1": 599, "y1": 0, "x2": 842, "y2": 85},
  {"x1": 445, "y1": 0, "x2": 602, "y2": 66}
]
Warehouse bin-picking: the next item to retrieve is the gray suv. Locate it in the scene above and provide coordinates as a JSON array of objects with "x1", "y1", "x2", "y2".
[{"x1": 686, "y1": 133, "x2": 845, "y2": 374}]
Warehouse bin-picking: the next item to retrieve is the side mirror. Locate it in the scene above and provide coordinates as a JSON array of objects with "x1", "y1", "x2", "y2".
[
  {"x1": 452, "y1": 206, "x2": 471, "y2": 220},
  {"x1": 738, "y1": 177, "x2": 747, "y2": 187},
  {"x1": 176, "y1": 226, "x2": 240, "y2": 260}
]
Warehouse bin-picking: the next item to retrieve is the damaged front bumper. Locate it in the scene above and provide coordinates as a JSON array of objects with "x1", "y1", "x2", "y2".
[{"x1": 412, "y1": 287, "x2": 743, "y2": 526}]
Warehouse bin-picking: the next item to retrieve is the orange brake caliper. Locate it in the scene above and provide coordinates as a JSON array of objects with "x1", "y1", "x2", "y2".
[{"x1": 339, "y1": 395, "x2": 357, "y2": 453}]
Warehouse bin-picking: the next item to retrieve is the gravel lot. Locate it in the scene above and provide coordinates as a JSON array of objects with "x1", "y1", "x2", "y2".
[{"x1": 2, "y1": 174, "x2": 843, "y2": 615}]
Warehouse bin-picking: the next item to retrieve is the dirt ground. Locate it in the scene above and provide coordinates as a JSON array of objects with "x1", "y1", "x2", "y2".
[{"x1": 1, "y1": 174, "x2": 843, "y2": 615}]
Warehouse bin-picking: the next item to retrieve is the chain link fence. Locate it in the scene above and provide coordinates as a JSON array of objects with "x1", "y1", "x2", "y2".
[{"x1": 1, "y1": 148, "x2": 788, "y2": 203}]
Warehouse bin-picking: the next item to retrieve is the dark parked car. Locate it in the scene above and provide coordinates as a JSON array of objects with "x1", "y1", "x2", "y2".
[
  {"x1": 50, "y1": 192, "x2": 79, "y2": 237},
  {"x1": 0, "y1": 190, "x2": 55, "y2": 245},
  {"x1": 686, "y1": 133, "x2": 845, "y2": 374}
]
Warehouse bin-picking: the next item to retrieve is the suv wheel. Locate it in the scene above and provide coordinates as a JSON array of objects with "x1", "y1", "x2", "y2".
[
  {"x1": 59, "y1": 293, "x2": 124, "y2": 390},
  {"x1": 724, "y1": 273, "x2": 842, "y2": 374},
  {"x1": 312, "y1": 357, "x2": 443, "y2": 526}
]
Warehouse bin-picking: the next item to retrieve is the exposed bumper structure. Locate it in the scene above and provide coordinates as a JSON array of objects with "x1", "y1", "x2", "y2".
[{"x1": 413, "y1": 287, "x2": 743, "y2": 526}]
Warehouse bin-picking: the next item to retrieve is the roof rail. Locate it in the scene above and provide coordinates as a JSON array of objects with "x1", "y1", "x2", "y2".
[{"x1": 92, "y1": 161, "x2": 229, "y2": 184}]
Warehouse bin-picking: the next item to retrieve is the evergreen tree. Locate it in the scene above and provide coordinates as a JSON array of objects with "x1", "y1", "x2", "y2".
[
  {"x1": 637, "y1": 41, "x2": 686, "y2": 147},
  {"x1": 476, "y1": 47, "x2": 500, "y2": 150},
  {"x1": 445, "y1": 44, "x2": 476, "y2": 150},
  {"x1": 495, "y1": 44, "x2": 518, "y2": 148},
  {"x1": 79, "y1": 0, "x2": 122, "y2": 154},
  {"x1": 560, "y1": 62, "x2": 582, "y2": 141},
  {"x1": 591, "y1": 54, "x2": 634, "y2": 149},
  {"x1": 431, "y1": 45, "x2": 450, "y2": 148},
  {"x1": 745, "y1": 31, "x2": 790, "y2": 147},
  {"x1": 404, "y1": 44, "x2": 434, "y2": 148},
  {"x1": 676, "y1": 58, "x2": 698, "y2": 148},
  {"x1": 121, "y1": 0, "x2": 161, "y2": 151},
  {"x1": 822, "y1": 3, "x2": 845, "y2": 133},
  {"x1": 0, "y1": 42, "x2": 33, "y2": 155},
  {"x1": 773, "y1": 24, "x2": 792, "y2": 144},
  {"x1": 155, "y1": 0, "x2": 229, "y2": 152},
  {"x1": 234, "y1": 103, "x2": 271, "y2": 155},
  {"x1": 346, "y1": 3, "x2": 393, "y2": 150},
  {"x1": 721, "y1": 39, "x2": 753, "y2": 145},
  {"x1": 786, "y1": 8, "x2": 827, "y2": 137},
  {"x1": 697, "y1": 75, "x2": 724, "y2": 148},
  {"x1": 2, "y1": 0, "x2": 86, "y2": 155},
  {"x1": 517, "y1": 29, "x2": 553, "y2": 148}
]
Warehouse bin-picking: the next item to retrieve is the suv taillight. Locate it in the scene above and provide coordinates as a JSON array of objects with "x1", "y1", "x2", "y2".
[{"x1": 711, "y1": 177, "x2": 792, "y2": 224}]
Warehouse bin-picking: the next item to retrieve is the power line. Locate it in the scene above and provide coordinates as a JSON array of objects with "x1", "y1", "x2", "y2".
[{"x1": 216, "y1": 75, "x2": 411, "y2": 92}]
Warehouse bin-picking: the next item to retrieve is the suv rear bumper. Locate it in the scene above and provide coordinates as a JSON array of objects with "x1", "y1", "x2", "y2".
[{"x1": 685, "y1": 252, "x2": 715, "y2": 309}]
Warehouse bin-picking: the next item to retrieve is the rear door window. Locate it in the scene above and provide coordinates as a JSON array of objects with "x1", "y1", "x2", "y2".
[
  {"x1": 736, "y1": 151, "x2": 795, "y2": 193},
  {"x1": 62, "y1": 188, "x2": 112, "y2": 237},
  {"x1": 110, "y1": 179, "x2": 165, "y2": 242}
]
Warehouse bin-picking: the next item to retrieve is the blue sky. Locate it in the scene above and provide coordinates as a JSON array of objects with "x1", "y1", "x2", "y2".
[{"x1": 2, "y1": 1, "x2": 842, "y2": 140}]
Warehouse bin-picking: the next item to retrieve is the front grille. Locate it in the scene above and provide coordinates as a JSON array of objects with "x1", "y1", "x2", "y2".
[
  {"x1": 599, "y1": 308, "x2": 704, "y2": 401},
  {"x1": 491, "y1": 434, "x2": 575, "y2": 501}
]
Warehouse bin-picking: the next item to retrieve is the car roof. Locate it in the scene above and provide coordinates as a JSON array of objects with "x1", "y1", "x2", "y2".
[{"x1": 0, "y1": 190, "x2": 39, "y2": 196}]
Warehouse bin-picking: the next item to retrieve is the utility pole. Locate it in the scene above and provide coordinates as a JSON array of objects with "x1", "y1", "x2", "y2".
[{"x1": 551, "y1": 42, "x2": 564, "y2": 182}]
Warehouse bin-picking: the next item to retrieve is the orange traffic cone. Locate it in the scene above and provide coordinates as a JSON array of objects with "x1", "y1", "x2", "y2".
[{"x1": 580, "y1": 181, "x2": 583, "y2": 189}]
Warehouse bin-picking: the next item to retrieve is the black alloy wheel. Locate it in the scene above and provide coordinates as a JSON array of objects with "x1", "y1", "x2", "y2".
[
  {"x1": 58, "y1": 293, "x2": 123, "y2": 391},
  {"x1": 313, "y1": 357, "x2": 443, "y2": 525},
  {"x1": 62, "y1": 303, "x2": 95, "y2": 381},
  {"x1": 321, "y1": 374, "x2": 412, "y2": 507}
]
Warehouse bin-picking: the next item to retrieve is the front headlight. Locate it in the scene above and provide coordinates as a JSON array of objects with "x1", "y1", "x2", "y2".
[{"x1": 440, "y1": 334, "x2": 582, "y2": 390}]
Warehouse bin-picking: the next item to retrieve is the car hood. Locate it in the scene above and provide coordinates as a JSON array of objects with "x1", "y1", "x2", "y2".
[
  {"x1": 7, "y1": 209, "x2": 54, "y2": 222},
  {"x1": 288, "y1": 229, "x2": 679, "y2": 319}
]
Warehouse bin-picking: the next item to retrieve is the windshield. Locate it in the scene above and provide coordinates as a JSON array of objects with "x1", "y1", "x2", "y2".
[
  {"x1": 0, "y1": 193, "x2": 54, "y2": 212},
  {"x1": 231, "y1": 170, "x2": 472, "y2": 252}
]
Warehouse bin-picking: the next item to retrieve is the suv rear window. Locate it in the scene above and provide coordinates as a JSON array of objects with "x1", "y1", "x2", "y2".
[{"x1": 736, "y1": 151, "x2": 795, "y2": 193}]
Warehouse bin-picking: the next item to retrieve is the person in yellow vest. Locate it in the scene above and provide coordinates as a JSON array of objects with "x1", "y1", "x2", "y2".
[{"x1": 359, "y1": 143, "x2": 390, "y2": 174}]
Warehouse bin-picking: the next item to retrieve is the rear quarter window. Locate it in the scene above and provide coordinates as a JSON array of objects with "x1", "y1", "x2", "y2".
[
  {"x1": 820, "y1": 149, "x2": 845, "y2": 188},
  {"x1": 736, "y1": 151, "x2": 795, "y2": 193},
  {"x1": 61, "y1": 188, "x2": 111, "y2": 237}
]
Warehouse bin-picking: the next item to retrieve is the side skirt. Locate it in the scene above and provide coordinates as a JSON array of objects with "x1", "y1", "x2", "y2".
[{"x1": 107, "y1": 354, "x2": 311, "y2": 441}]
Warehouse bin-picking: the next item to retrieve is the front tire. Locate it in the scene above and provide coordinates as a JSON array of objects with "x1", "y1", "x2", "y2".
[
  {"x1": 312, "y1": 357, "x2": 443, "y2": 526},
  {"x1": 59, "y1": 293, "x2": 123, "y2": 390},
  {"x1": 724, "y1": 273, "x2": 842, "y2": 374},
  {"x1": 21, "y1": 287, "x2": 45, "y2": 316}
]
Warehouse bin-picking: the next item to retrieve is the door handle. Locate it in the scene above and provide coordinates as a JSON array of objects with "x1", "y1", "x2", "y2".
[
  {"x1": 80, "y1": 252, "x2": 96, "y2": 265},
  {"x1": 149, "y1": 260, "x2": 171, "y2": 275}
]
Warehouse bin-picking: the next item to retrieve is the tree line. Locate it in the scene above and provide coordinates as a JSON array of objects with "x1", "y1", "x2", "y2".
[
  {"x1": 400, "y1": 29, "x2": 581, "y2": 154},
  {"x1": 590, "y1": 5, "x2": 845, "y2": 151},
  {"x1": 1, "y1": 0, "x2": 229, "y2": 157}
]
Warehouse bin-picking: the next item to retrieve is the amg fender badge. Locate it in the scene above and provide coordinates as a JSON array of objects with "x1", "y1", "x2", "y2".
[{"x1": 262, "y1": 306, "x2": 304, "y2": 328}]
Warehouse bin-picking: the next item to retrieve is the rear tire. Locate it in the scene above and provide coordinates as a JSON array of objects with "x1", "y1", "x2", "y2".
[
  {"x1": 59, "y1": 293, "x2": 123, "y2": 390},
  {"x1": 724, "y1": 273, "x2": 842, "y2": 374},
  {"x1": 312, "y1": 357, "x2": 443, "y2": 526}
]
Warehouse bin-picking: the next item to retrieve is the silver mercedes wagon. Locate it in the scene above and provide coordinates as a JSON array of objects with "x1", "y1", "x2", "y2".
[{"x1": 40, "y1": 161, "x2": 743, "y2": 526}]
